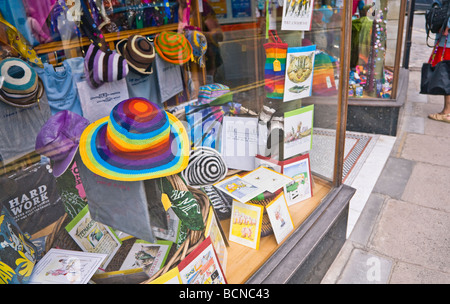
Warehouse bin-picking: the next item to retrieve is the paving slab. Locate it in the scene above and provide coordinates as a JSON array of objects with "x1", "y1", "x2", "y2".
[
  {"x1": 372, "y1": 157, "x2": 415, "y2": 200},
  {"x1": 401, "y1": 162, "x2": 450, "y2": 212},
  {"x1": 370, "y1": 199, "x2": 450, "y2": 273},
  {"x1": 336, "y1": 248, "x2": 393, "y2": 284},
  {"x1": 401, "y1": 133, "x2": 450, "y2": 166},
  {"x1": 390, "y1": 261, "x2": 450, "y2": 284}
]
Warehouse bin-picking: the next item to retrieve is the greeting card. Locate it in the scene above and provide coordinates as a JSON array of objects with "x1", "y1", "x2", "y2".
[{"x1": 229, "y1": 200, "x2": 264, "y2": 250}]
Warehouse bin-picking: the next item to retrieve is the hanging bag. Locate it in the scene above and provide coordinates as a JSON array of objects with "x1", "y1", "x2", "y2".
[
  {"x1": 264, "y1": 30, "x2": 288, "y2": 99},
  {"x1": 420, "y1": 35, "x2": 450, "y2": 95},
  {"x1": 425, "y1": 0, "x2": 450, "y2": 46}
]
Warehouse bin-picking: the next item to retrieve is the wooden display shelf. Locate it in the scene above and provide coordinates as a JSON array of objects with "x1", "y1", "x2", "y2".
[{"x1": 220, "y1": 176, "x2": 332, "y2": 284}]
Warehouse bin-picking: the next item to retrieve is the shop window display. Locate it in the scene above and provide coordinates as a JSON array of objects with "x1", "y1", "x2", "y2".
[
  {"x1": 0, "y1": 0, "x2": 354, "y2": 284},
  {"x1": 350, "y1": 0, "x2": 393, "y2": 99}
]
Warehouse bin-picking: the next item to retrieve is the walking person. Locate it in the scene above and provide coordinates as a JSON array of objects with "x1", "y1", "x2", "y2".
[{"x1": 427, "y1": 0, "x2": 450, "y2": 123}]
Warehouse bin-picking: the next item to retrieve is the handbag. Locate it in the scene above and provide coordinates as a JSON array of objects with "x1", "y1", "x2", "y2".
[{"x1": 420, "y1": 36, "x2": 450, "y2": 95}]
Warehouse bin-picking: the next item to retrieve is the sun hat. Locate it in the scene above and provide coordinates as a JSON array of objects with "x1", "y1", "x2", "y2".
[
  {"x1": 184, "y1": 29, "x2": 207, "y2": 68},
  {"x1": 79, "y1": 97, "x2": 190, "y2": 181},
  {"x1": 154, "y1": 31, "x2": 193, "y2": 65},
  {"x1": 0, "y1": 57, "x2": 44, "y2": 108},
  {"x1": 116, "y1": 35, "x2": 156, "y2": 75},
  {"x1": 181, "y1": 146, "x2": 227, "y2": 188},
  {"x1": 84, "y1": 43, "x2": 129, "y2": 88},
  {"x1": 35, "y1": 110, "x2": 90, "y2": 177}
]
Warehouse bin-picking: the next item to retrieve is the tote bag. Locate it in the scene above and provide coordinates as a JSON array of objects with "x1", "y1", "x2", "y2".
[{"x1": 420, "y1": 37, "x2": 450, "y2": 95}]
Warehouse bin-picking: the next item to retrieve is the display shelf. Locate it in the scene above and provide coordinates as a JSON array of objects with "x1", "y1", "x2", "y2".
[{"x1": 221, "y1": 176, "x2": 332, "y2": 284}]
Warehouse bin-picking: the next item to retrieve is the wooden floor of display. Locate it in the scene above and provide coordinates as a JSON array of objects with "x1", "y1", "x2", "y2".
[{"x1": 221, "y1": 176, "x2": 331, "y2": 284}]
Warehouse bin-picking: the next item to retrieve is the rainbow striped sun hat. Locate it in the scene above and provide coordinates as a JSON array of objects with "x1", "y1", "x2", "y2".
[
  {"x1": 154, "y1": 31, "x2": 192, "y2": 65},
  {"x1": 79, "y1": 98, "x2": 190, "y2": 181}
]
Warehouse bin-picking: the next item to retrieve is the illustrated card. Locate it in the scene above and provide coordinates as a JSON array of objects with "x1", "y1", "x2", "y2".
[
  {"x1": 283, "y1": 45, "x2": 316, "y2": 102},
  {"x1": 266, "y1": 193, "x2": 294, "y2": 244},
  {"x1": 214, "y1": 174, "x2": 264, "y2": 203},
  {"x1": 281, "y1": 0, "x2": 315, "y2": 31},
  {"x1": 242, "y1": 166, "x2": 293, "y2": 193},
  {"x1": 178, "y1": 236, "x2": 227, "y2": 284},
  {"x1": 282, "y1": 154, "x2": 313, "y2": 206},
  {"x1": 229, "y1": 200, "x2": 263, "y2": 250},
  {"x1": 283, "y1": 104, "x2": 314, "y2": 159},
  {"x1": 28, "y1": 249, "x2": 106, "y2": 284}
]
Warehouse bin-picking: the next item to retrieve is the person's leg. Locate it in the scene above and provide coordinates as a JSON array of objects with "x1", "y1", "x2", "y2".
[{"x1": 428, "y1": 95, "x2": 450, "y2": 122}]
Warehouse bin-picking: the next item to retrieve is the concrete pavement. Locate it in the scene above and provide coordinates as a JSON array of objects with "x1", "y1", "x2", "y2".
[{"x1": 321, "y1": 12, "x2": 450, "y2": 284}]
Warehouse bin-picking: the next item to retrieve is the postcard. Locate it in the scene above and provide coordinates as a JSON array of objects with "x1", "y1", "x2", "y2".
[
  {"x1": 282, "y1": 154, "x2": 313, "y2": 206},
  {"x1": 204, "y1": 206, "x2": 228, "y2": 272},
  {"x1": 266, "y1": 193, "x2": 295, "y2": 244},
  {"x1": 281, "y1": 0, "x2": 315, "y2": 31},
  {"x1": 119, "y1": 239, "x2": 173, "y2": 277},
  {"x1": 229, "y1": 200, "x2": 263, "y2": 250},
  {"x1": 283, "y1": 104, "x2": 314, "y2": 159},
  {"x1": 242, "y1": 166, "x2": 293, "y2": 193},
  {"x1": 28, "y1": 249, "x2": 106, "y2": 284},
  {"x1": 214, "y1": 174, "x2": 264, "y2": 203},
  {"x1": 283, "y1": 45, "x2": 316, "y2": 102},
  {"x1": 178, "y1": 236, "x2": 227, "y2": 284},
  {"x1": 221, "y1": 116, "x2": 258, "y2": 171},
  {"x1": 148, "y1": 267, "x2": 183, "y2": 284},
  {"x1": 65, "y1": 205, "x2": 122, "y2": 269}
]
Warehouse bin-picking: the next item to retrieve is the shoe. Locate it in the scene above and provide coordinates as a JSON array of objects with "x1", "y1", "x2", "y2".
[{"x1": 428, "y1": 113, "x2": 450, "y2": 123}]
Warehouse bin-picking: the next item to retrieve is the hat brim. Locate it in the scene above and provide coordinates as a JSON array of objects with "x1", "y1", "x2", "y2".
[
  {"x1": 0, "y1": 78, "x2": 44, "y2": 108},
  {"x1": 116, "y1": 38, "x2": 154, "y2": 75},
  {"x1": 79, "y1": 112, "x2": 189, "y2": 181},
  {"x1": 154, "y1": 35, "x2": 193, "y2": 65},
  {"x1": 52, "y1": 145, "x2": 79, "y2": 178}
]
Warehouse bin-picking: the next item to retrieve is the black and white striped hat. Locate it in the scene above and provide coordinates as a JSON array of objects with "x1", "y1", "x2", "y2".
[{"x1": 181, "y1": 146, "x2": 228, "y2": 188}]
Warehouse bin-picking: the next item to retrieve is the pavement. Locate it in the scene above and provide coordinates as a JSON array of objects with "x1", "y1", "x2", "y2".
[{"x1": 321, "y1": 12, "x2": 450, "y2": 284}]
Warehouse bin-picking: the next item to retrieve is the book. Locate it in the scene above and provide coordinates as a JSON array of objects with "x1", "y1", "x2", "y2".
[
  {"x1": 229, "y1": 200, "x2": 264, "y2": 250},
  {"x1": 28, "y1": 249, "x2": 106, "y2": 284},
  {"x1": 119, "y1": 239, "x2": 172, "y2": 277},
  {"x1": 65, "y1": 205, "x2": 122, "y2": 270},
  {"x1": 178, "y1": 236, "x2": 227, "y2": 284}
]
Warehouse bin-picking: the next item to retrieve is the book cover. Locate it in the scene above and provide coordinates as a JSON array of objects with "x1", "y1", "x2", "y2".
[
  {"x1": 65, "y1": 205, "x2": 122, "y2": 270},
  {"x1": 178, "y1": 236, "x2": 227, "y2": 284}
]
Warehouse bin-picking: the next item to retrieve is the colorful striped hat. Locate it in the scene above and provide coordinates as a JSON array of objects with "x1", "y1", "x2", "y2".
[
  {"x1": 79, "y1": 97, "x2": 190, "y2": 181},
  {"x1": 154, "y1": 31, "x2": 192, "y2": 65},
  {"x1": 116, "y1": 35, "x2": 156, "y2": 75},
  {"x1": 184, "y1": 29, "x2": 207, "y2": 68},
  {"x1": 84, "y1": 44, "x2": 129, "y2": 88},
  {"x1": 0, "y1": 57, "x2": 44, "y2": 108}
]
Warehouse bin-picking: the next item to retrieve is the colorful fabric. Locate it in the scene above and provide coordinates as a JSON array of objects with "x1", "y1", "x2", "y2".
[
  {"x1": 264, "y1": 36, "x2": 288, "y2": 99},
  {"x1": 84, "y1": 43, "x2": 129, "y2": 88},
  {"x1": 154, "y1": 31, "x2": 193, "y2": 65},
  {"x1": 79, "y1": 98, "x2": 189, "y2": 181},
  {"x1": 196, "y1": 83, "x2": 230, "y2": 105},
  {"x1": 184, "y1": 29, "x2": 207, "y2": 68}
]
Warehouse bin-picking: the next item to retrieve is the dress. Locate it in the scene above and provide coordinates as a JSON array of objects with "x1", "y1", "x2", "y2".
[{"x1": 429, "y1": 0, "x2": 450, "y2": 67}]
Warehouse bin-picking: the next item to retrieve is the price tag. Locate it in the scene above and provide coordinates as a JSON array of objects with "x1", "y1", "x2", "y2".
[{"x1": 273, "y1": 59, "x2": 281, "y2": 72}]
